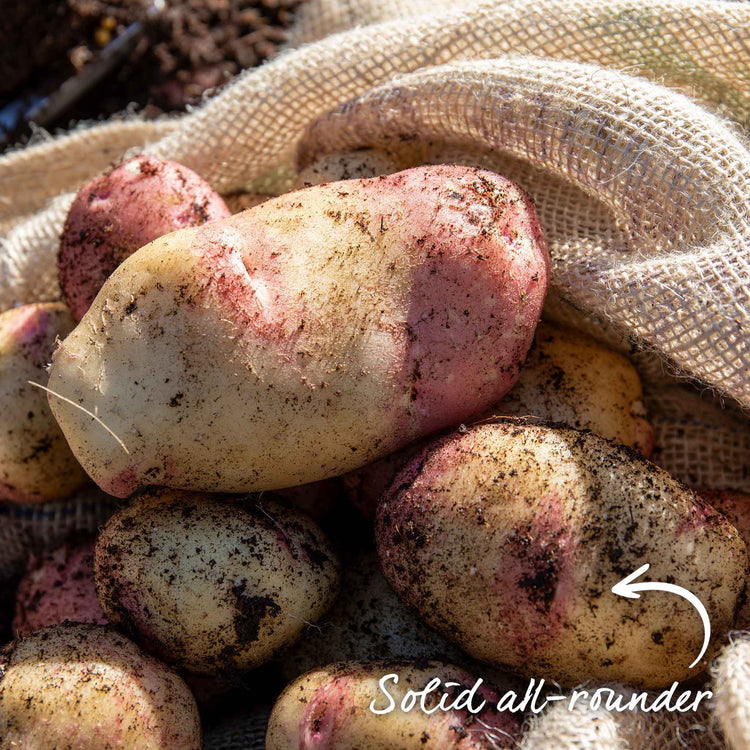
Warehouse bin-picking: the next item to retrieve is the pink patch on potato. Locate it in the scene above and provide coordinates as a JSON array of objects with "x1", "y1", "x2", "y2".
[
  {"x1": 59, "y1": 154, "x2": 230, "y2": 320},
  {"x1": 300, "y1": 676, "x2": 353, "y2": 749},
  {"x1": 491, "y1": 499, "x2": 577, "y2": 659},
  {"x1": 675, "y1": 489, "x2": 729, "y2": 536},
  {"x1": 634, "y1": 417, "x2": 655, "y2": 459},
  {"x1": 13, "y1": 538, "x2": 107, "y2": 637},
  {"x1": 5, "y1": 305, "x2": 52, "y2": 368}
]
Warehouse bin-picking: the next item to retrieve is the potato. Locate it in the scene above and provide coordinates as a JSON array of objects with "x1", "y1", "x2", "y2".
[
  {"x1": 0, "y1": 303, "x2": 88, "y2": 503},
  {"x1": 47, "y1": 165, "x2": 549, "y2": 497},
  {"x1": 0, "y1": 623, "x2": 200, "y2": 749},
  {"x1": 495, "y1": 321, "x2": 654, "y2": 456},
  {"x1": 376, "y1": 420, "x2": 747, "y2": 688},
  {"x1": 59, "y1": 154, "x2": 230, "y2": 321},
  {"x1": 95, "y1": 490, "x2": 340, "y2": 675},
  {"x1": 266, "y1": 661, "x2": 521, "y2": 749},
  {"x1": 700, "y1": 489, "x2": 750, "y2": 629},
  {"x1": 344, "y1": 320, "x2": 654, "y2": 520},
  {"x1": 13, "y1": 537, "x2": 106, "y2": 637}
]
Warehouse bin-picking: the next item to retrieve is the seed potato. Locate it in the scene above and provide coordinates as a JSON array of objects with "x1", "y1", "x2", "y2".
[
  {"x1": 59, "y1": 154, "x2": 230, "y2": 321},
  {"x1": 0, "y1": 623, "x2": 201, "y2": 749},
  {"x1": 13, "y1": 537, "x2": 106, "y2": 637},
  {"x1": 95, "y1": 490, "x2": 340, "y2": 675}
]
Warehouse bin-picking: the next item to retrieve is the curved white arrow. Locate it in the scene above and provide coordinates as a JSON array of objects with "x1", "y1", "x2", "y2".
[{"x1": 611, "y1": 563, "x2": 710, "y2": 669}]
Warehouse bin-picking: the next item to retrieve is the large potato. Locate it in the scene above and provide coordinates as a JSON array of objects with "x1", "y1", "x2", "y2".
[
  {"x1": 47, "y1": 165, "x2": 549, "y2": 497},
  {"x1": 59, "y1": 154, "x2": 230, "y2": 321},
  {"x1": 266, "y1": 661, "x2": 521, "y2": 749},
  {"x1": 344, "y1": 320, "x2": 654, "y2": 520},
  {"x1": 0, "y1": 623, "x2": 200, "y2": 749},
  {"x1": 376, "y1": 420, "x2": 747, "y2": 688},
  {"x1": 0, "y1": 303, "x2": 88, "y2": 503},
  {"x1": 95, "y1": 490, "x2": 340, "y2": 675}
]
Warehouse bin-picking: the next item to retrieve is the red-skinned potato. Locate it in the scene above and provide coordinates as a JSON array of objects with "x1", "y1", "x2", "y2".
[
  {"x1": 47, "y1": 165, "x2": 549, "y2": 497},
  {"x1": 94, "y1": 490, "x2": 340, "y2": 676},
  {"x1": 344, "y1": 320, "x2": 654, "y2": 520},
  {"x1": 59, "y1": 154, "x2": 230, "y2": 321},
  {"x1": 0, "y1": 303, "x2": 88, "y2": 503},
  {"x1": 266, "y1": 661, "x2": 521, "y2": 749},
  {"x1": 0, "y1": 624, "x2": 201, "y2": 749},
  {"x1": 376, "y1": 420, "x2": 746, "y2": 688},
  {"x1": 13, "y1": 537, "x2": 106, "y2": 637}
]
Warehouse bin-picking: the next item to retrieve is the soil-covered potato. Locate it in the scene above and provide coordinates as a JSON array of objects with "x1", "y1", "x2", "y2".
[
  {"x1": 494, "y1": 321, "x2": 654, "y2": 455},
  {"x1": 266, "y1": 661, "x2": 521, "y2": 749},
  {"x1": 0, "y1": 303, "x2": 88, "y2": 503},
  {"x1": 48, "y1": 165, "x2": 549, "y2": 497},
  {"x1": 59, "y1": 154, "x2": 231, "y2": 321},
  {"x1": 376, "y1": 421, "x2": 747, "y2": 688},
  {"x1": 0, "y1": 623, "x2": 200, "y2": 749},
  {"x1": 95, "y1": 490, "x2": 340, "y2": 675},
  {"x1": 13, "y1": 537, "x2": 106, "y2": 637}
]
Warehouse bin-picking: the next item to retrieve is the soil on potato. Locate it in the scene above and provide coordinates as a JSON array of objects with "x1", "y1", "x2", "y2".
[{"x1": 0, "y1": 0, "x2": 304, "y2": 149}]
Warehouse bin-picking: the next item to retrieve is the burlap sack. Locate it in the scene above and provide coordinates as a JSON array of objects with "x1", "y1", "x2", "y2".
[
  {"x1": 522, "y1": 687, "x2": 725, "y2": 749},
  {"x1": 713, "y1": 633, "x2": 750, "y2": 750},
  {"x1": 0, "y1": 486, "x2": 121, "y2": 580},
  {"x1": 202, "y1": 705, "x2": 270, "y2": 750},
  {"x1": 0, "y1": 0, "x2": 748, "y2": 746}
]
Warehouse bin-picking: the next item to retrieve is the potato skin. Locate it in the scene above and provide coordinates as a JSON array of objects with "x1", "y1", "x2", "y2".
[
  {"x1": 95, "y1": 490, "x2": 340, "y2": 675},
  {"x1": 495, "y1": 322, "x2": 654, "y2": 456},
  {"x1": 13, "y1": 537, "x2": 106, "y2": 637},
  {"x1": 59, "y1": 154, "x2": 230, "y2": 321},
  {"x1": 344, "y1": 320, "x2": 654, "y2": 520},
  {"x1": 700, "y1": 489, "x2": 750, "y2": 630},
  {"x1": 0, "y1": 623, "x2": 201, "y2": 749},
  {"x1": 0, "y1": 303, "x2": 88, "y2": 503},
  {"x1": 48, "y1": 165, "x2": 549, "y2": 497},
  {"x1": 376, "y1": 421, "x2": 747, "y2": 688},
  {"x1": 266, "y1": 661, "x2": 520, "y2": 749}
]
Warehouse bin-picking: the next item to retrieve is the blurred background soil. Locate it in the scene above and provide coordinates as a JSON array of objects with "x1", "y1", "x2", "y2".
[{"x1": 0, "y1": 0, "x2": 304, "y2": 150}]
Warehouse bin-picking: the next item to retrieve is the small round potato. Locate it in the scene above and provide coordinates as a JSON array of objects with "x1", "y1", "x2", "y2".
[
  {"x1": 495, "y1": 321, "x2": 654, "y2": 456},
  {"x1": 13, "y1": 536, "x2": 106, "y2": 637},
  {"x1": 0, "y1": 623, "x2": 201, "y2": 749},
  {"x1": 376, "y1": 420, "x2": 747, "y2": 688},
  {"x1": 266, "y1": 661, "x2": 521, "y2": 749},
  {"x1": 95, "y1": 490, "x2": 340, "y2": 675},
  {"x1": 59, "y1": 154, "x2": 230, "y2": 320},
  {"x1": 0, "y1": 303, "x2": 88, "y2": 503}
]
